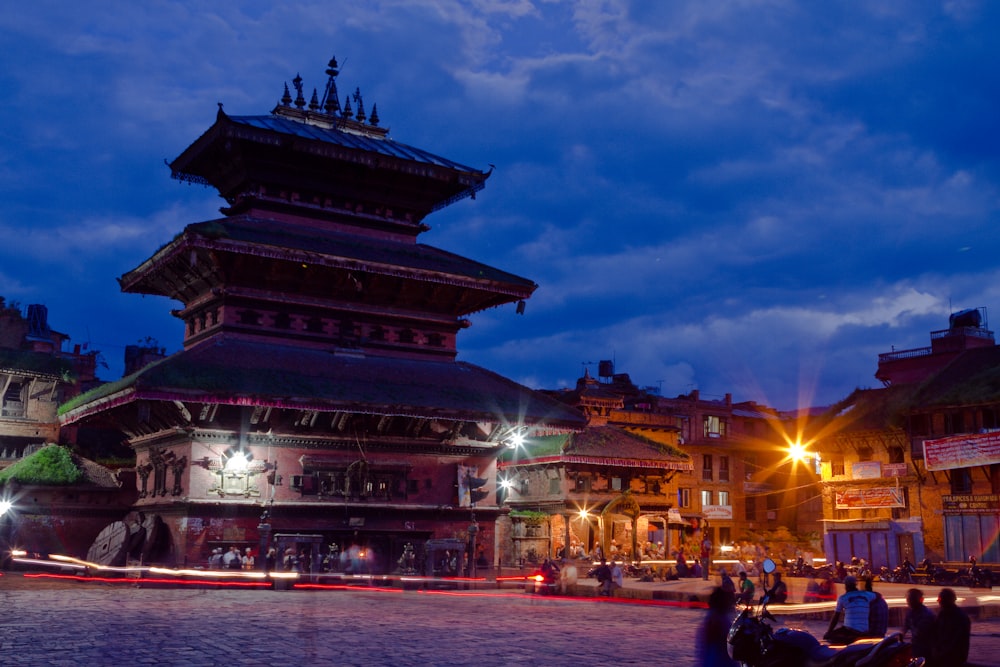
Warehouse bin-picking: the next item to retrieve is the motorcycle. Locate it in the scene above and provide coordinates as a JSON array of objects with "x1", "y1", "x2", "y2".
[
  {"x1": 525, "y1": 559, "x2": 560, "y2": 594},
  {"x1": 728, "y1": 597, "x2": 919, "y2": 667}
]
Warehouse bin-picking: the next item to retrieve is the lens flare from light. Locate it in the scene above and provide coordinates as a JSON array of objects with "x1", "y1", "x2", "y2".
[{"x1": 788, "y1": 441, "x2": 809, "y2": 463}]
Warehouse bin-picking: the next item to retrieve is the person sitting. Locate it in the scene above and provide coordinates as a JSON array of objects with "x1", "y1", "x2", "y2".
[
  {"x1": 931, "y1": 587, "x2": 970, "y2": 666},
  {"x1": 863, "y1": 577, "x2": 888, "y2": 637},
  {"x1": 719, "y1": 567, "x2": 737, "y2": 608},
  {"x1": 676, "y1": 549, "x2": 689, "y2": 578},
  {"x1": 804, "y1": 577, "x2": 822, "y2": 604},
  {"x1": 824, "y1": 575, "x2": 875, "y2": 645},
  {"x1": 594, "y1": 558, "x2": 612, "y2": 596},
  {"x1": 737, "y1": 571, "x2": 755, "y2": 605},
  {"x1": 764, "y1": 571, "x2": 788, "y2": 604}
]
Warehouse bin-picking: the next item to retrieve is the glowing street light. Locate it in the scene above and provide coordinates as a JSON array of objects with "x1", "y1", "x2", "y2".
[
  {"x1": 788, "y1": 440, "x2": 810, "y2": 464},
  {"x1": 0, "y1": 499, "x2": 11, "y2": 517}
]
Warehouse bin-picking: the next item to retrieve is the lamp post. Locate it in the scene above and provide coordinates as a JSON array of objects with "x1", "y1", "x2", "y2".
[
  {"x1": 467, "y1": 516, "x2": 479, "y2": 578},
  {"x1": 258, "y1": 503, "x2": 272, "y2": 573}
]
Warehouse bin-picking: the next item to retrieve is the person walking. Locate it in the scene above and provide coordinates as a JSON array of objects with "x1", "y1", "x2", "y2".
[
  {"x1": 930, "y1": 587, "x2": 970, "y2": 666},
  {"x1": 696, "y1": 587, "x2": 738, "y2": 667},
  {"x1": 900, "y1": 588, "x2": 934, "y2": 662}
]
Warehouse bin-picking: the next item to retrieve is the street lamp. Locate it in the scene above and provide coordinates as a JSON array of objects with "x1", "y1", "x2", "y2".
[
  {"x1": 467, "y1": 518, "x2": 479, "y2": 578},
  {"x1": 788, "y1": 440, "x2": 810, "y2": 465}
]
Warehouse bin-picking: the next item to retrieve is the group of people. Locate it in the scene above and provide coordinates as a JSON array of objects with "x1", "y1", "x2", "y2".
[
  {"x1": 901, "y1": 586, "x2": 971, "y2": 666},
  {"x1": 716, "y1": 567, "x2": 788, "y2": 606},
  {"x1": 823, "y1": 574, "x2": 969, "y2": 665},
  {"x1": 699, "y1": 572, "x2": 972, "y2": 667},
  {"x1": 592, "y1": 557, "x2": 625, "y2": 596},
  {"x1": 207, "y1": 545, "x2": 254, "y2": 570}
]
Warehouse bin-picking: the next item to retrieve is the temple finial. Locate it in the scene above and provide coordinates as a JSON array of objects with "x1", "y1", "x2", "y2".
[
  {"x1": 369, "y1": 103, "x2": 379, "y2": 126},
  {"x1": 292, "y1": 74, "x2": 305, "y2": 109},
  {"x1": 352, "y1": 87, "x2": 366, "y2": 124},
  {"x1": 281, "y1": 83, "x2": 292, "y2": 107},
  {"x1": 343, "y1": 96, "x2": 353, "y2": 119},
  {"x1": 309, "y1": 88, "x2": 320, "y2": 111},
  {"x1": 321, "y1": 55, "x2": 341, "y2": 115}
]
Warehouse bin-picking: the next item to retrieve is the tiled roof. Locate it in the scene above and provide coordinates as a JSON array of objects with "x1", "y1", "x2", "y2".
[
  {"x1": 0, "y1": 348, "x2": 74, "y2": 379},
  {"x1": 813, "y1": 385, "x2": 916, "y2": 433},
  {"x1": 192, "y1": 216, "x2": 535, "y2": 289},
  {"x1": 501, "y1": 425, "x2": 692, "y2": 470},
  {"x1": 228, "y1": 114, "x2": 484, "y2": 174},
  {"x1": 60, "y1": 336, "x2": 586, "y2": 429}
]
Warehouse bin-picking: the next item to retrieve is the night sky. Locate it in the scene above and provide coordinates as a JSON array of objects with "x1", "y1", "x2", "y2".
[{"x1": 2, "y1": 2, "x2": 999, "y2": 410}]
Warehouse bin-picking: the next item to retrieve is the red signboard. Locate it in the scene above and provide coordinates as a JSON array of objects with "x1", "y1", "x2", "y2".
[
  {"x1": 923, "y1": 431, "x2": 1000, "y2": 471},
  {"x1": 835, "y1": 487, "x2": 905, "y2": 509}
]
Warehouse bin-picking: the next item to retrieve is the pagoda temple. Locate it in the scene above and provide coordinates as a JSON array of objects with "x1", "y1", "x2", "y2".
[{"x1": 60, "y1": 56, "x2": 585, "y2": 572}]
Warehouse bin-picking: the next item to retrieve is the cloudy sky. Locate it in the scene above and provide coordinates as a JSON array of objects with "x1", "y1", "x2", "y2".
[{"x1": 2, "y1": 1, "x2": 999, "y2": 411}]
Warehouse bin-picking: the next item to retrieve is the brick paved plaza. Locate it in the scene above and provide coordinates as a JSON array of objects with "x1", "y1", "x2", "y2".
[{"x1": 1, "y1": 575, "x2": 998, "y2": 665}]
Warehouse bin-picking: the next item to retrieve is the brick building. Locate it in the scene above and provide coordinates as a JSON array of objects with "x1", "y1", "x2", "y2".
[{"x1": 809, "y1": 308, "x2": 1000, "y2": 566}]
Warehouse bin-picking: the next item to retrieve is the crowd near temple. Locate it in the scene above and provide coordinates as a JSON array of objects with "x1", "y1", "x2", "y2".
[{"x1": 1, "y1": 56, "x2": 998, "y2": 584}]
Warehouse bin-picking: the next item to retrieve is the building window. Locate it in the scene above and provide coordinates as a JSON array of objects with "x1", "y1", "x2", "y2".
[
  {"x1": 858, "y1": 446, "x2": 873, "y2": 462},
  {"x1": 745, "y1": 495, "x2": 756, "y2": 521},
  {"x1": 1, "y1": 380, "x2": 25, "y2": 418},
  {"x1": 239, "y1": 310, "x2": 263, "y2": 326},
  {"x1": 272, "y1": 312, "x2": 292, "y2": 330},
  {"x1": 983, "y1": 408, "x2": 999, "y2": 431},
  {"x1": 702, "y1": 454, "x2": 713, "y2": 481},
  {"x1": 719, "y1": 456, "x2": 730, "y2": 482},
  {"x1": 945, "y1": 411, "x2": 965, "y2": 435},
  {"x1": 701, "y1": 489, "x2": 712, "y2": 507},
  {"x1": 719, "y1": 527, "x2": 731, "y2": 546},
  {"x1": 575, "y1": 476, "x2": 590, "y2": 492},
  {"x1": 703, "y1": 415, "x2": 726, "y2": 438},
  {"x1": 549, "y1": 478, "x2": 561, "y2": 495},
  {"x1": 611, "y1": 477, "x2": 622, "y2": 491},
  {"x1": 951, "y1": 468, "x2": 973, "y2": 495},
  {"x1": 744, "y1": 455, "x2": 760, "y2": 481},
  {"x1": 891, "y1": 487, "x2": 910, "y2": 520},
  {"x1": 678, "y1": 488, "x2": 691, "y2": 508},
  {"x1": 718, "y1": 490, "x2": 730, "y2": 506},
  {"x1": 831, "y1": 456, "x2": 845, "y2": 477},
  {"x1": 888, "y1": 446, "x2": 905, "y2": 464}
]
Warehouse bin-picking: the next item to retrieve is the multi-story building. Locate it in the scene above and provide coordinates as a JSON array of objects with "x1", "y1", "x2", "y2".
[
  {"x1": 501, "y1": 367, "x2": 692, "y2": 565},
  {"x1": 655, "y1": 390, "x2": 810, "y2": 558},
  {"x1": 808, "y1": 308, "x2": 1000, "y2": 566},
  {"x1": 0, "y1": 300, "x2": 98, "y2": 464},
  {"x1": 503, "y1": 366, "x2": 813, "y2": 566},
  {"x1": 58, "y1": 57, "x2": 585, "y2": 571},
  {"x1": 0, "y1": 300, "x2": 126, "y2": 559}
]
